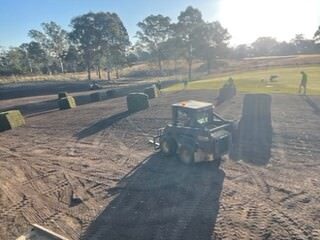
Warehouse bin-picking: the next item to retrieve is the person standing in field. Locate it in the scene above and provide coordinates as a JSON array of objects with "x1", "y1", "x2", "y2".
[
  {"x1": 299, "y1": 71, "x2": 308, "y2": 95},
  {"x1": 183, "y1": 79, "x2": 188, "y2": 89},
  {"x1": 156, "y1": 80, "x2": 162, "y2": 90}
]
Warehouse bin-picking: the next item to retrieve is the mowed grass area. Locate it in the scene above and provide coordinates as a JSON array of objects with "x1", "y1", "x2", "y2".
[{"x1": 165, "y1": 65, "x2": 320, "y2": 95}]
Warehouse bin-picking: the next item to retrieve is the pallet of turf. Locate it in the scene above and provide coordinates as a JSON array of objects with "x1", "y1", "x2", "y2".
[
  {"x1": 127, "y1": 93, "x2": 149, "y2": 113},
  {"x1": 0, "y1": 110, "x2": 25, "y2": 132},
  {"x1": 143, "y1": 85, "x2": 160, "y2": 99},
  {"x1": 58, "y1": 96, "x2": 77, "y2": 110},
  {"x1": 237, "y1": 94, "x2": 272, "y2": 164}
]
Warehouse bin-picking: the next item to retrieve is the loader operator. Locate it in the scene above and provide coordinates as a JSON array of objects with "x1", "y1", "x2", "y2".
[{"x1": 299, "y1": 71, "x2": 308, "y2": 95}]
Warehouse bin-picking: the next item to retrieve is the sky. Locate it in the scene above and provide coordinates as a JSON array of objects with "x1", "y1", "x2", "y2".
[{"x1": 0, "y1": 0, "x2": 319, "y2": 49}]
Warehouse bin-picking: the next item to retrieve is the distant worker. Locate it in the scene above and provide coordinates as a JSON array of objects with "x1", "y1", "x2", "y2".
[
  {"x1": 216, "y1": 77, "x2": 237, "y2": 105},
  {"x1": 299, "y1": 71, "x2": 308, "y2": 95},
  {"x1": 225, "y1": 77, "x2": 237, "y2": 97},
  {"x1": 156, "y1": 80, "x2": 162, "y2": 90},
  {"x1": 183, "y1": 79, "x2": 188, "y2": 89},
  {"x1": 226, "y1": 77, "x2": 235, "y2": 88}
]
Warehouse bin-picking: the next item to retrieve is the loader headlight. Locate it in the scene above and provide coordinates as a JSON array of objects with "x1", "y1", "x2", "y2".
[{"x1": 197, "y1": 136, "x2": 209, "y2": 141}]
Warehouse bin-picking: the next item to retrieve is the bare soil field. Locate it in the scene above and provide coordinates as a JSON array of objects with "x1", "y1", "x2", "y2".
[{"x1": 0, "y1": 90, "x2": 320, "y2": 240}]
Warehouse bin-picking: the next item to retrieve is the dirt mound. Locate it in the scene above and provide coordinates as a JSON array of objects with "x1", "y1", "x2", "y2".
[{"x1": 234, "y1": 94, "x2": 272, "y2": 165}]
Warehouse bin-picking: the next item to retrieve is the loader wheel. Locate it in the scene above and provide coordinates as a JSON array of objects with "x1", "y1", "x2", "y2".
[
  {"x1": 160, "y1": 137, "x2": 177, "y2": 156},
  {"x1": 214, "y1": 157, "x2": 222, "y2": 168},
  {"x1": 179, "y1": 145, "x2": 194, "y2": 164}
]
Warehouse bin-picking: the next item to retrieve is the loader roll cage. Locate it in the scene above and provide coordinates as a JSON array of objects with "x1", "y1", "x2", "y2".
[
  {"x1": 172, "y1": 104, "x2": 229, "y2": 129},
  {"x1": 152, "y1": 100, "x2": 234, "y2": 152}
]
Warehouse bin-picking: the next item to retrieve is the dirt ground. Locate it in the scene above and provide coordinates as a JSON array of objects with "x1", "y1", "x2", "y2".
[{"x1": 0, "y1": 90, "x2": 320, "y2": 240}]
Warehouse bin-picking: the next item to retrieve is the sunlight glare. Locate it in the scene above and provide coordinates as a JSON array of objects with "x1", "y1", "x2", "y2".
[{"x1": 217, "y1": 0, "x2": 320, "y2": 45}]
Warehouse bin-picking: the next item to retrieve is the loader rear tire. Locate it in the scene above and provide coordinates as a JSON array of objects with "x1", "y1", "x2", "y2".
[
  {"x1": 214, "y1": 157, "x2": 222, "y2": 168},
  {"x1": 179, "y1": 145, "x2": 194, "y2": 164},
  {"x1": 160, "y1": 137, "x2": 177, "y2": 156}
]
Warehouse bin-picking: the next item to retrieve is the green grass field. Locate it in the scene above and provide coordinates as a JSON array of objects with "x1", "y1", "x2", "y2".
[{"x1": 165, "y1": 65, "x2": 320, "y2": 95}]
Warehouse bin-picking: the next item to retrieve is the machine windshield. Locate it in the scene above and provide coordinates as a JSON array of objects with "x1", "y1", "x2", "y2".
[{"x1": 196, "y1": 111, "x2": 210, "y2": 125}]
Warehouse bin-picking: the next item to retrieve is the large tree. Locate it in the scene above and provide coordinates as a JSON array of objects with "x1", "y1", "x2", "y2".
[
  {"x1": 95, "y1": 12, "x2": 130, "y2": 80},
  {"x1": 19, "y1": 43, "x2": 33, "y2": 73},
  {"x1": 315, "y1": 26, "x2": 320, "y2": 43},
  {"x1": 18, "y1": 42, "x2": 47, "y2": 74},
  {"x1": 70, "y1": 12, "x2": 130, "y2": 80},
  {"x1": 175, "y1": 6, "x2": 205, "y2": 81},
  {"x1": 251, "y1": 37, "x2": 279, "y2": 56},
  {"x1": 196, "y1": 21, "x2": 231, "y2": 74},
  {"x1": 29, "y1": 21, "x2": 69, "y2": 73},
  {"x1": 4, "y1": 47, "x2": 28, "y2": 74},
  {"x1": 64, "y1": 45, "x2": 81, "y2": 73},
  {"x1": 162, "y1": 34, "x2": 184, "y2": 77},
  {"x1": 232, "y1": 44, "x2": 252, "y2": 59},
  {"x1": 292, "y1": 34, "x2": 318, "y2": 54},
  {"x1": 136, "y1": 14, "x2": 171, "y2": 72}
]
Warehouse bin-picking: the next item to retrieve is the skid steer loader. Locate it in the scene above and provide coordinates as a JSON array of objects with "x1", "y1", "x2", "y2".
[{"x1": 153, "y1": 100, "x2": 236, "y2": 165}]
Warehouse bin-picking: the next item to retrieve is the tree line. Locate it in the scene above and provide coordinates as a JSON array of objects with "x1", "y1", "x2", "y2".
[
  {"x1": 0, "y1": 6, "x2": 320, "y2": 80},
  {"x1": 232, "y1": 34, "x2": 320, "y2": 59}
]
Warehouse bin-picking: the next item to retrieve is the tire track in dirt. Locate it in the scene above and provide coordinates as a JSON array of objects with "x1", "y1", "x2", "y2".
[{"x1": 215, "y1": 94, "x2": 319, "y2": 239}]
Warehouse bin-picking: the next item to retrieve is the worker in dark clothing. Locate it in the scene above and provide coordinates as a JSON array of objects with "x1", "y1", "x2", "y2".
[
  {"x1": 299, "y1": 71, "x2": 308, "y2": 95},
  {"x1": 156, "y1": 80, "x2": 162, "y2": 90},
  {"x1": 183, "y1": 79, "x2": 188, "y2": 89}
]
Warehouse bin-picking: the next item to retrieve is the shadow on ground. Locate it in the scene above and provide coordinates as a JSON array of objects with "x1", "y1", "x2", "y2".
[
  {"x1": 232, "y1": 94, "x2": 273, "y2": 165},
  {"x1": 2, "y1": 92, "x2": 114, "y2": 116},
  {"x1": 75, "y1": 111, "x2": 130, "y2": 139},
  {"x1": 303, "y1": 96, "x2": 320, "y2": 116},
  {"x1": 0, "y1": 99, "x2": 58, "y2": 116},
  {"x1": 81, "y1": 154, "x2": 225, "y2": 240}
]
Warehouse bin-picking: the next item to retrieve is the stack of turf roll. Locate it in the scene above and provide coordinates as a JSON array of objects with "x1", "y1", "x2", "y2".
[
  {"x1": 0, "y1": 110, "x2": 25, "y2": 132},
  {"x1": 58, "y1": 96, "x2": 77, "y2": 110},
  {"x1": 143, "y1": 85, "x2": 160, "y2": 99},
  {"x1": 237, "y1": 94, "x2": 272, "y2": 164},
  {"x1": 58, "y1": 92, "x2": 68, "y2": 99},
  {"x1": 90, "y1": 92, "x2": 104, "y2": 102},
  {"x1": 127, "y1": 93, "x2": 149, "y2": 113},
  {"x1": 106, "y1": 89, "x2": 116, "y2": 98}
]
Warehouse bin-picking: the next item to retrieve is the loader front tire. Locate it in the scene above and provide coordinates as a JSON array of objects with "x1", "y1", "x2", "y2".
[
  {"x1": 179, "y1": 145, "x2": 194, "y2": 164},
  {"x1": 160, "y1": 137, "x2": 177, "y2": 156}
]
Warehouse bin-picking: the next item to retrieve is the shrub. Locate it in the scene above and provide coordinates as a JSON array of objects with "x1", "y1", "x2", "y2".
[
  {"x1": 143, "y1": 85, "x2": 160, "y2": 99},
  {"x1": 58, "y1": 96, "x2": 77, "y2": 110},
  {"x1": 0, "y1": 110, "x2": 25, "y2": 132},
  {"x1": 127, "y1": 93, "x2": 149, "y2": 113},
  {"x1": 58, "y1": 92, "x2": 68, "y2": 99}
]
